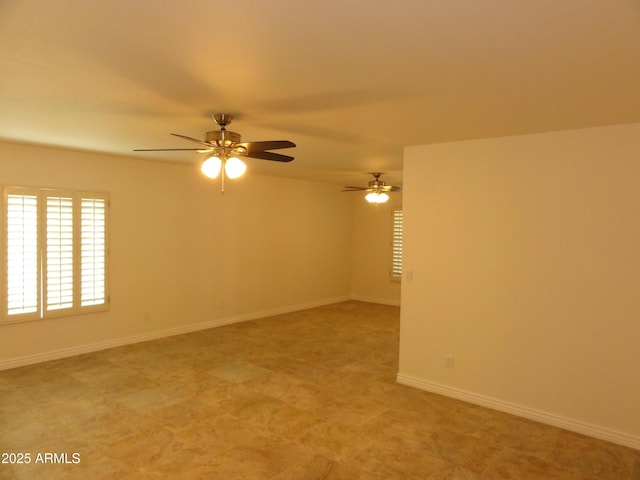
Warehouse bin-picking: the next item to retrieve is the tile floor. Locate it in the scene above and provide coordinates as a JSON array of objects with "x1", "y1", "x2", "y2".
[{"x1": 0, "y1": 301, "x2": 638, "y2": 479}]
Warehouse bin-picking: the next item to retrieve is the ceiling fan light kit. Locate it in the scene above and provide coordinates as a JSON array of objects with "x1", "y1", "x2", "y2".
[
  {"x1": 200, "y1": 155, "x2": 247, "y2": 179},
  {"x1": 365, "y1": 191, "x2": 390, "y2": 203},
  {"x1": 134, "y1": 113, "x2": 295, "y2": 192}
]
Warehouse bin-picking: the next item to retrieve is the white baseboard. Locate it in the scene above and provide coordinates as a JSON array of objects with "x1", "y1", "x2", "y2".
[
  {"x1": 0, "y1": 296, "x2": 350, "y2": 371},
  {"x1": 396, "y1": 373, "x2": 640, "y2": 451},
  {"x1": 350, "y1": 294, "x2": 401, "y2": 307}
]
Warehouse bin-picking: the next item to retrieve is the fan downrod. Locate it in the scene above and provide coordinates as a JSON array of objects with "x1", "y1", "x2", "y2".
[
  {"x1": 207, "y1": 114, "x2": 241, "y2": 145},
  {"x1": 212, "y1": 113, "x2": 233, "y2": 129}
]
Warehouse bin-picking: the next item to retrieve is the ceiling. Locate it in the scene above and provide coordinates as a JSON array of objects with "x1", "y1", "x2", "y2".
[{"x1": 1, "y1": 0, "x2": 639, "y2": 188}]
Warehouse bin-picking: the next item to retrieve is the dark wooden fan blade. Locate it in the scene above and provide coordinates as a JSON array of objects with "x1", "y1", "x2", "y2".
[
  {"x1": 381, "y1": 185, "x2": 403, "y2": 192},
  {"x1": 245, "y1": 151, "x2": 294, "y2": 162},
  {"x1": 134, "y1": 148, "x2": 205, "y2": 151},
  {"x1": 342, "y1": 186, "x2": 369, "y2": 191},
  {"x1": 170, "y1": 133, "x2": 214, "y2": 148},
  {"x1": 237, "y1": 140, "x2": 296, "y2": 152}
]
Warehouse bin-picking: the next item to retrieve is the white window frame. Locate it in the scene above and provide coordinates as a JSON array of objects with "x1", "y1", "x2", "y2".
[
  {"x1": 391, "y1": 208, "x2": 403, "y2": 280},
  {"x1": 1, "y1": 187, "x2": 109, "y2": 323}
]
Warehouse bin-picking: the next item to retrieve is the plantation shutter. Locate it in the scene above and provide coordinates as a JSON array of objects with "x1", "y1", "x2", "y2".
[
  {"x1": 5, "y1": 190, "x2": 40, "y2": 318},
  {"x1": 391, "y1": 209, "x2": 403, "y2": 278},
  {"x1": 80, "y1": 195, "x2": 107, "y2": 307},
  {"x1": 45, "y1": 194, "x2": 75, "y2": 312},
  {"x1": 2, "y1": 188, "x2": 108, "y2": 323}
]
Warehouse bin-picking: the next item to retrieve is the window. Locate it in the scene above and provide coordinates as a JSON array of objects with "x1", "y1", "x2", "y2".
[
  {"x1": 391, "y1": 209, "x2": 403, "y2": 278},
  {"x1": 2, "y1": 187, "x2": 109, "y2": 323}
]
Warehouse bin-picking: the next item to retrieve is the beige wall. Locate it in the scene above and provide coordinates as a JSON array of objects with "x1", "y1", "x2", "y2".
[
  {"x1": 351, "y1": 195, "x2": 402, "y2": 306},
  {"x1": 0, "y1": 141, "x2": 353, "y2": 365},
  {"x1": 399, "y1": 123, "x2": 640, "y2": 448}
]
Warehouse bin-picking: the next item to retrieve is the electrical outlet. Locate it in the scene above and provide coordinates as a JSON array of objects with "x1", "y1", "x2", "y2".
[{"x1": 445, "y1": 354, "x2": 454, "y2": 369}]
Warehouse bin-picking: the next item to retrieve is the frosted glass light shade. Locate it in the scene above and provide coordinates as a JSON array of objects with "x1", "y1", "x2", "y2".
[
  {"x1": 201, "y1": 156, "x2": 222, "y2": 178},
  {"x1": 365, "y1": 192, "x2": 389, "y2": 203},
  {"x1": 224, "y1": 157, "x2": 247, "y2": 179}
]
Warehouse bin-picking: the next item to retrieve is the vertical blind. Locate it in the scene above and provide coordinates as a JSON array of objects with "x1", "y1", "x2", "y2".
[
  {"x1": 392, "y1": 209, "x2": 403, "y2": 277},
  {"x1": 3, "y1": 188, "x2": 108, "y2": 321}
]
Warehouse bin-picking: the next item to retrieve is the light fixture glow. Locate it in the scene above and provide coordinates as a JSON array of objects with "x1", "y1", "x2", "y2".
[
  {"x1": 201, "y1": 155, "x2": 222, "y2": 178},
  {"x1": 201, "y1": 155, "x2": 247, "y2": 180},
  {"x1": 224, "y1": 157, "x2": 247, "y2": 179},
  {"x1": 365, "y1": 191, "x2": 389, "y2": 203}
]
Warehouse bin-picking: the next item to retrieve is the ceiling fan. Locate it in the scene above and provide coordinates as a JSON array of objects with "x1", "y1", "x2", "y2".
[
  {"x1": 134, "y1": 113, "x2": 295, "y2": 191},
  {"x1": 342, "y1": 172, "x2": 402, "y2": 203}
]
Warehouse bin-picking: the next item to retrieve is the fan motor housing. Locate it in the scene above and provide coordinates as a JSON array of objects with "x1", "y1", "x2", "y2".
[{"x1": 206, "y1": 130, "x2": 242, "y2": 146}]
